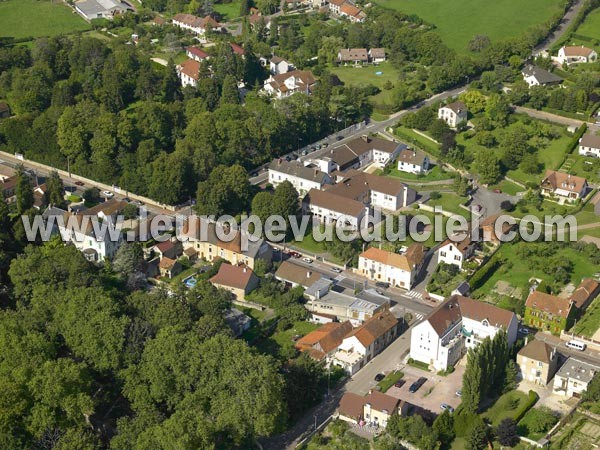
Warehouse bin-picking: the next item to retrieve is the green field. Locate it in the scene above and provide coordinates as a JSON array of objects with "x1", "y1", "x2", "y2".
[
  {"x1": 374, "y1": 0, "x2": 565, "y2": 53},
  {"x1": 213, "y1": 0, "x2": 242, "y2": 21},
  {"x1": 575, "y1": 7, "x2": 600, "y2": 40},
  {"x1": 0, "y1": 0, "x2": 90, "y2": 40},
  {"x1": 330, "y1": 61, "x2": 400, "y2": 107}
]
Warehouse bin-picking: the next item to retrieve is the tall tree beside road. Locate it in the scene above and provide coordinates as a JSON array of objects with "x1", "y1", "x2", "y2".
[
  {"x1": 44, "y1": 170, "x2": 66, "y2": 209},
  {"x1": 15, "y1": 166, "x2": 33, "y2": 214}
]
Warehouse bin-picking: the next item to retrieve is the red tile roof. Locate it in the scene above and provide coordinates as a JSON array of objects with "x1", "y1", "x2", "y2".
[
  {"x1": 178, "y1": 59, "x2": 201, "y2": 80},
  {"x1": 186, "y1": 46, "x2": 209, "y2": 60},
  {"x1": 526, "y1": 291, "x2": 573, "y2": 318},
  {"x1": 210, "y1": 263, "x2": 256, "y2": 290}
]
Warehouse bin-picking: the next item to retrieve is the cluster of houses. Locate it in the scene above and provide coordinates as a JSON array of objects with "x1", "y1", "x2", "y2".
[
  {"x1": 268, "y1": 135, "x2": 417, "y2": 230},
  {"x1": 518, "y1": 338, "x2": 599, "y2": 399}
]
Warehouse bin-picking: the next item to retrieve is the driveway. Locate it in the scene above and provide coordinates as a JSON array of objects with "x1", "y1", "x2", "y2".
[
  {"x1": 470, "y1": 186, "x2": 521, "y2": 218},
  {"x1": 386, "y1": 360, "x2": 465, "y2": 415},
  {"x1": 516, "y1": 380, "x2": 574, "y2": 415}
]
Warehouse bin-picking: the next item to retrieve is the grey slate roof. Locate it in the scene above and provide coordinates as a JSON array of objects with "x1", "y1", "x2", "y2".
[
  {"x1": 556, "y1": 357, "x2": 600, "y2": 384},
  {"x1": 581, "y1": 133, "x2": 600, "y2": 150},
  {"x1": 269, "y1": 159, "x2": 330, "y2": 184},
  {"x1": 522, "y1": 65, "x2": 563, "y2": 85}
]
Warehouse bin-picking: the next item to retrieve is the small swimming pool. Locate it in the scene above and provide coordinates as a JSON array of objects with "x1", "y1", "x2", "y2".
[{"x1": 183, "y1": 275, "x2": 198, "y2": 288}]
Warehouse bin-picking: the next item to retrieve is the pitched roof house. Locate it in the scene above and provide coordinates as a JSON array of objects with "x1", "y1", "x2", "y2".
[
  {"x1": 186, "y1": 46, "x2": 210, "y2": 62},
  {"x1": 396, "y1": 148, "x2": 430, "y2": 174},
  {"x1": 262, "y1": 69, "x2": 317, "y2": 98},
  {"x1": 570, "y1": 278, "x2": 600, "y2": 311},
  {"x1": 557, "y1": 45, "x2": 598, "y2": 65},
  {"x1": 521, "y1": 65, "x2": 563, "y2": 87},
  {"x1": 579, "y1": 133, "x2": 600, "y2": 158},
  {"x1": 540, "y1": 170, "x2": 587, "y2": 200},
  {"x1": 159, "y1": 257, "x2": 181, "y2": 279},
  {"x1": 337, "y1": 48, "x2": 369, "y2": 65},
  {"x1": 172, "y1": 14, "x2": 220, "y2": 35},
  {"x1": 275, "y1": 260, "x2": 324, "y2": 288},
  {"x1": 177, "y1": 59, "x2": 201, "y2": 87},
  {"x1": 410, "y1": 295, "x2": 518, "y2": 370},
  {"x1": 302, "y1": 188, "x2": 367, "y2": 230},
  {"x1": 209, "y1": 263, "x2": 259, "y2": 300},
  {"x1": 437, "y1": 234, "x2": 477, "y2": 269},
  {"x1": 517, "y1": 339, "x2": 559, "y2": 385},
  {"x1": 358, "y1": 244, "x2": 426, "y2": 290},
  {"x1": 295, "y1": 321, "x2": 353, "y2": 360},
  {"x1": 329, "y1": 135, "x2": 404, "y2": 170},
  {"x1": 267, "y1": 159, "x2": 333, "y2": 195},
  {"x1": 338, "y1": 391, "x2": 404, "y2": 427},
  {"x1": 524, "y1": 290, "x2": 576, "y2": 335},
  {"x1": 438, "y1": 101, "x2": 468, "y2": 128}
]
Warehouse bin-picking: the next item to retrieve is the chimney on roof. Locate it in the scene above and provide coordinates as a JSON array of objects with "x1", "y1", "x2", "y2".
[
  {"x1": 524, "y1": 336, "x2": 528, "y2": 346},
  {"x1": 307, "y1": 271, "x2": 311, "y2": 278},
  {"x1": 243, "y1": 266, "x2": 247, "y2": 273},
  {"x1": 361, "y1": 135, "x2": 370, "y2": 142}
]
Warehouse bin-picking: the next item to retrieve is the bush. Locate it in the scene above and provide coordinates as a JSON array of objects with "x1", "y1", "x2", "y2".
[
  {"x1": 430, "y1": 191, "x2": 442, "y2": 200},
  {"x1": 513, "y1": 390, "x2": 539, "y2": 423}
]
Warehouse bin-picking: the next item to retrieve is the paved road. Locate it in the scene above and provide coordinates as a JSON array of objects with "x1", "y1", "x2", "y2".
[
  {"x1": 534, "y1": 332, "x2": 600, "y2": 367},
  {"x1": 515, "y1": 106, "x2": 588, "y2": 127},
  {"x1": 533, "y1": 0, "x2": 585, "y2": 55}
]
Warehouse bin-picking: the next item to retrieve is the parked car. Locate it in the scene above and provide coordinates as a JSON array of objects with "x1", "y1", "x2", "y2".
[
  {"x1": 322, "y1": 142, "x2": 329, "y2": 148},
  {"x1": 518, "y1": 327, "x2": 529, "y2": 335},
  {"x1": 455, "y1": 389, "x2": 462, "y2": 397},
  {"x1": 374, "y1": 373, "x2": 385, "y2": 382},
  {"x1": 376, "y1": 289, "x2": 385, "y2": 295},
  {"x1": 394, "y1": 380, "x2": 406, "y2": 388},
  {"x1": 102, "y1": 190, "x2": 114, "y2": 199},
  {"x1": 331, "y1": 267, "x2": 342, "y2": 273},
  {"x1": 409, "y1": 377, "x2": 427, "y2": 393},
  {"x1": 74, "y1": 181, "x2": 84, "y2": 187},
  {"x1": 290, "y1": 251, "x2": 301, "y2": 258},
  {"x1": 375, "y1": 281, "x2": 390, "y2": 289},
  {"x1": 441, "y1": 403, "x2": 454, "y2": 413},
  {"x1": 132, "y1": 200, "x2": 145, "y2": 206},
  {"x1": 493, "y1": 189, "x2": 502, "y2": 194},
  {"x1": 302, "y1": 257, "x2": 313, "y2": 264}
]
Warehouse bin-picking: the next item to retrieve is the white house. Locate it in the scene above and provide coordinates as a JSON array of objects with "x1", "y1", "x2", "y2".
[
  {"x1": 172, "y1": 14, "x2": 220, "y2": 36},
  {"x1": 438, "y1": 102, "x2": 468, "y2": 128},
  {"x1": 410, "y1": 295, "x2": 518, "y2": 371},
  {"x1": 177, "y1": 59, "x2": 200, "y2": 87},
  {"x1": 369, "y1": 48, "x2": 386, "y2": 63},
  {"x1": 396, "y1": 148, "x2": 430, "y2": 174},
  {"x1": 267, "y1": 159, "x2": 333, "y2": 195},
  {"x1": 74, "y1": 0, "x2": 133, "y2": 20},
  {"x1": 263, "y1": 70, "x2": 317, "y2": 98},
  {"x1": 437, "y1": 235, "x2": 476, "y2": 270},
  {"x1": 331, "y1": 310, "x2": 399, "y2": 374},
  {"x1": 329, "y1": 136, "x2": 404, "y2": 171},
  {"x1": 269, "y1": 56, "x2": 294, "y2": 75},
  {"x1": 557, "y1": 46, "x2": 598, "y2": 65},
  {"x1": 186, "y1": 46, "x2": 210, "y2": 62},
  {"x1": 521, "y1": 65, "x2": 563, "y2": 87},
  {"x1": 540, "y1": 170, "x2": 588, "y2": 201},
  {"x1": 358, "y1": 244, "x2": 426, "y2": 290},
  {"x1": 579, "y1": 133, "x2": 600, "y2": 158},
  {"x1": 302, "y1": 188, "x2": 367, "y2": 230},
  {"x1": 553, "y1": 357, "x2": 600, "y2": 398},
  {"x1": 328, "y1": 0, "x2": 345, "y2": 15}
]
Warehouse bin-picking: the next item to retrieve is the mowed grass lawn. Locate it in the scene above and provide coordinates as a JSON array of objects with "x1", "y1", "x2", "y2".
[
  {"x1": 575, "y1": 6, "x2": 600, "y2": 40},
  {"x1": 0, "y1": 0, "x2": 90, "y2": 39},
  {"x1": 213, "y1": 0, "x2": 242, "y2": 21},
  {"x1": 374, "y1": 0, "x2": 565, "y2": 53},
  {"x1": 330, "y1": 61, "x2": 399, "y2": 105}
]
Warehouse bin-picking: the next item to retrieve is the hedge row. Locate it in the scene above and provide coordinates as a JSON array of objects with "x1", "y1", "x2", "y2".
[
  {"x1": 514, "y1": 390, "x2": 540, "y2": 423},
  {"x1": 468, "y1": 252, "x2": 503, "y2": 291}
]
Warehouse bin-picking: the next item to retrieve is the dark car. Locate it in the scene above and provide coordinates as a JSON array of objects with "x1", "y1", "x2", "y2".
[
  {"x1": 394, "y1": 380, "x2": 406, "y2": 389},
  {"x1": 74, "y1": 181, "x2": 84, "y2": 187},
  {"x1": 375, "y1": 281, "x2": 390, "y2": 289},
  {"x1": 374, "y1": 373, "x2": 385, "y2": 382},
  {"x1": 409, "y1": 377, "x2": 427, "y2": 393}
]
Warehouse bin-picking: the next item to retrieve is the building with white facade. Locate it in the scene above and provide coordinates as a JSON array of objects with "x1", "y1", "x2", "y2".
[
  {"x1": 268, "y1": 159, "x2": 333, "y2": 195},
  {"x1": 553, "y1": 357, "x2": 600, "y2": 397},
  {"x1": 410, "y1": 295, "x2": 517, "y2": 371},
  {"x1": 579, "y1": 133, "x2": 600, "y2": 158},
  {"x1": 269, "y1": 56, "x2": 294, "y2": 75},
  {"x1": 438, "y1": 102, "x2": 468, "y2": 128},
  {"x1": 396, "y1": 148, "x2": 430, "y2": 174},
  {"x1": 358, "y1": 244, "x2": 426, "y2": 290},
  {"x1": 556, "y1": 46, "x2": 598, "y2": 65},
  {"x1": 302, "y1": 188, "x2": 368, "y2": 230},
  {"x1": 521, "y1": 65, "x2": 563, "y2": 87},
  {"x1": 331, "y1": 309, "x2": 399, "y2": 374},
  {"x1": 177, "y1": 59, "x2": 200, "y2": 87},
  {"x1": 437, "y1": 235, "x2": 477, "y2": 270},
  {"x1": 262, "y1": 70, "x2": 317, "y2": 98},
  {"x1": 327, "y1": 136, "x2": 404, "y2": 171},
  {"x1": 540, "y1": 170, "x2": 588, "y2": 201},
  {"x1": 172, "y1": 14, "x2": 220, "y2": 36},
  {"x1": 186, "y1": 46, "x2": 210, "y2": 62}
]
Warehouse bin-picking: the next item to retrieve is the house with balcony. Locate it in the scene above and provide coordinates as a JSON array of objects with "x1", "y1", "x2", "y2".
[
  {"x1": 410, "y1": 295, "x2": 517, "y2": 371},
  {"x1": 540, "y1": 170, "x2": 587, "y2": 201}
]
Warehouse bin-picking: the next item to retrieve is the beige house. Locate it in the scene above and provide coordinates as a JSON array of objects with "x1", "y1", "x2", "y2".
[
  {"x1": 159, "y1": 257, "x2": 181, "y2": 279},
  {"x1": 338, "y1": 391, "x2": 406, "y2": 427},
  {"x1": 540, "y1": 170, "x2": 588, "y2": 201},
  {"x1": 358, "y1": 243, "x2": 426, "y2": 290},
  {"x1": 517, "y1": 339, "x2": 559, "y2": 386},
  {"x1": 553, "y1": 357, "x2": 600, "y2": 398},
  {"x1": 209, "y1": 263, "x2": 259, "y2": 300},
  {"x1": 275, "y1": 260, "x2": 323, "y2": 288}
]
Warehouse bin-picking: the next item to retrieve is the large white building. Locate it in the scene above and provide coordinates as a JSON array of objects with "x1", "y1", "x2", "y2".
[
  {"x1": 410, "y1": 295, "x2": 518, "y2": 371},
  {"x1": 358, "y1": 244, "x2": 426, "y2": 290},
  {"x1": 438, "y1": 102, "x2": 468, "y2": 128},
  {"x1": 172, "y1": 14, "x2": 220, "y2": 36},
  {"x1": 437, "y1": 235, "x2": 477, "y2": 270},
  {"x1": 579, "y1": 133, "x2": 600, "y2": 158},
  {"x1": 327, "y1": 136, "x2": 405, "y2": 171},
  {"x1": 556, "y1": 46, "x2": 598, "y2": 65},
  {"x1": 268, "y1": 159, "x2": 333, "y2": 195}
]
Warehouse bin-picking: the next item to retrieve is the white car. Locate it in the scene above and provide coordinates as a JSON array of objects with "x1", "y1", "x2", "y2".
[
  {"x1": 302, "y1": 257, "x2": 313, "y2": 264},
  {"x1": 331, "y1": 267, "x2": 342, "y2": 273},
  {"x1": 103, "y1": 190, "x2": 114, "y2": 199}
]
